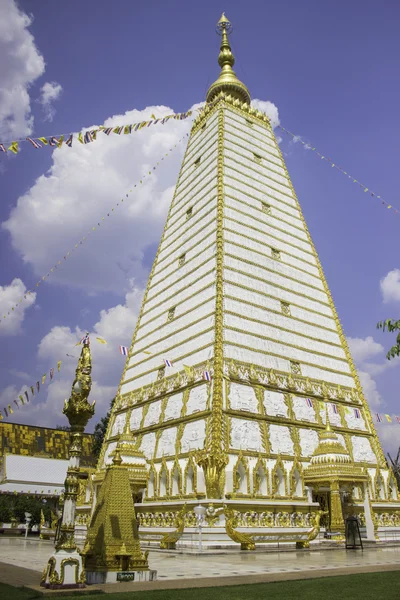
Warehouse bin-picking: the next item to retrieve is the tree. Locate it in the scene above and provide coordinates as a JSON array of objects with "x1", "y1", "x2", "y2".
[
  {"x1": 376, "y1": 319, "x2": 400, "y2": 360},
  {"x1": 388, "y1": 449, "x2": 400, "y2": 489},
  {"x1": 92, "y1": 397, "x2": 116, "y2": 459}
]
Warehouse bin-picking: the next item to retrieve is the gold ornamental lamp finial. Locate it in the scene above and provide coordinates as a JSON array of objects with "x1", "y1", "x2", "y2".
[{"x1": 206, "y1": 13, "x2": 251, "y2": 105}]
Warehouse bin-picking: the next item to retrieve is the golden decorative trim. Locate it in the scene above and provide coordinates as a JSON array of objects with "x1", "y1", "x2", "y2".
[{"x1": 196, "y1": 106, "x2": 228, "y2": 498}]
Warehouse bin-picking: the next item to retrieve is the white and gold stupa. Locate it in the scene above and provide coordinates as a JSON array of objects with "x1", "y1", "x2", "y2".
[{"x1": 93, "y1": 14, "x2": 400, "y2": 549}]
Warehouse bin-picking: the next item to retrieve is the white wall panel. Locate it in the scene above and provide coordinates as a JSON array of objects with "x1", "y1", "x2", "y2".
[
  {"x1": 224, "y1": 180, "x2": 299, "y2": 220},
  {"x1": 224, "y1": 207, "x2": 310, "y2": 253},
  {"x1": 224, "y1": 130, "x2": 284, "y2": 173},
  {"x1": 228, "y1": 383, "x2": 259, "y2": 413},
  {"x1": 230, "y1": 418, "x2": 263, "y2": 452},
  {"x1": 174, "y1": 166, "x2": 217, "y2": 209},
  {"x1": 223, "y1": 282, "x2": 335, "y2": 327},
  {"x1": 299, "y1": 429, "x2": 319, "y2": 457},
  {"x1": 225, "y1": 145, "x2": 290, "y2": 189},
  {"x1": 292, "y1": 397, "x2": 317, "y2": 423},
  {"x1": 352, "y1": 436, "x2": 377, "y2": 463},
  {"x1": 167, "y1": 188, "x2": 217, "y2": 237},
  {"x1": 224, "y1": 188, "x2": 303, "y2": 231},
  {"x1": 135, "y1": 303, "x2": 215, "y2": 353},
  {"x1": 138, "y1": 288, "x2": 215, "y2": 340},
  {"x1": 225, "y1": 255, "x2": 328, "y2": 303},
  {"x1": 158, "y1": 218, "x2": 216, "y2": 270},
  {"x1": 143, "y1": 270, "x2": 216, "y2": 318},
  {"x1": 224, "y1": 165, "x2": 295, "y2": 209},
  {"x1": 224, "y1": 229, "x2": 318, "y2": 276},
  {"x1": 224, "y1": 297, "x2": 340, "y2": 345},
  {"x1": 224, "y1": 161, "x2": 295, "y2": 208},
  {"x1": 152, "y1": 233, "x2": 216, "y2": 287},
  {"x1": 130, "y1": 406, "x2": 144, "y2": 432},
  {"x1": 146, "y1": 258, "x2": 215, "y2": 307},
  {"x1": 269, "y1": 424, "x2": 294, "y2": 455},
  {"x1": 263, "y1": 390, "x2": 288, "y2": 417},
  {"x1": 225, "y1": 313, "x2": 346, "y2": 360},
  {"x1": 186, "y1": 385, "x2": 209, "y2": 415},
  {"x1": 181, "y1": 419, "x2": 206, "y2": 453},
  {"x1": 157, "y1": 208, "x2": 217, "y2": 265},
  {"x1": 156, "y1": 427, "x2": 177, "y2": 458},
  {"x1": 225, "y1": 242, "x2": 323, "y2": 291}
]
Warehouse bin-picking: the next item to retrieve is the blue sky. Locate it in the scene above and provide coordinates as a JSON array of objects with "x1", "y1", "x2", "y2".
[{"x1": 1, "y1": 0, "x2": 400, "y2": 454}]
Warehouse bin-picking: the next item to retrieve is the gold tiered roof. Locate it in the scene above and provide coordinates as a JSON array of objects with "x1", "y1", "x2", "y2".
[{"x1": 206, "y1": 14, "x2": 251, "y2": 105}]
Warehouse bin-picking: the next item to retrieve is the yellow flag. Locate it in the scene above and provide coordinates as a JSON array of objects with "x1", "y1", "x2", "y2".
[
  {"x1": 38, "y1": 137, "x2": 48, "y2": 145},
  {"x1": 78, "y1": 132, "x2": 84, "y2": 144},
  {"x1": 151, "y1": 113, "x2": 156, "y2": 119},
  {"x1": 57, "y1": 360, "x2": 62, "y2": 372},
  {"x1": 42, "y1": 374, "x2": 46, "y2": 385},
  {"x1": 8, "y1": 142, "x2": 18, "y2": 154},
  {"x1": 57, "y1": 135, "x2": 64, "y2": 148},
  {"x1": 0, "y1": 411, "x2": 3, "y2": 420},
  {"x1": 96, "y1": 337, "x2": 107, "y2": 345},
  {"x1": 19, "y1": 395, "x2": 25, "y2": 406},
  {"x1": 8, "y1": 404, "x2": 13, "y2": 414},
  {"x1": 385, "y1": 414, "x2": 392, "y2": 423}
]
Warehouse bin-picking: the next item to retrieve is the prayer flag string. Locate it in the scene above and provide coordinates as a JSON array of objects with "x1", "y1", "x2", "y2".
[
  {"x1": 277, "y1": 124, "x2": 399, "y2": 216},
  {"x1": 0, "y1": 111, "x2": 193, "y2": 155},
  {"x1": 0, "y1": 132, "x2": 190, "y2": 327}
]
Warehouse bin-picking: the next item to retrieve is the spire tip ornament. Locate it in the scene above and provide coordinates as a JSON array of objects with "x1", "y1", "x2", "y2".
[{"x1": 206, "y1": 14, "x2": 251, "y2": 105}]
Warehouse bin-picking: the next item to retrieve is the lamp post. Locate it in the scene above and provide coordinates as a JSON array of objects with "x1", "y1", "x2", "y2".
[
  {"x1": 41, "y1": 334, "x2": 95, "y2": 589},
  {"x1": 24, "y1": 512, "x2": 32, "y2": 539},
  {"x1": 194, "y1": 505, "x2": 207, "y2": 552}
]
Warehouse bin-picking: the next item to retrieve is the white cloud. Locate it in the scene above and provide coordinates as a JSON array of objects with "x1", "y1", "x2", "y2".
[
  {"x1": 0, "y1": 278, "x2": 36, "y2": 335},
  {"x1": 38, "y1": 81, "x2": 62, "y2": 122},
  {"x1": 380, "y1": 269, "x2": 400, "y2": 304},
  {"x1": 357, "y1": 370, "x2": 382, "y2": 407},
  {"x1": 347, "y1": 336, "x2": 384, "y2": 364},
  {"x1": 2, "y1": 104, "x2": 198, "y2": 293},
  {"x1": 376, "y1": 425, "x2": 400, "y2": 457},
  {"x1": 347, "y1": 335, "x2": 400, "y2": 408},
  {"x1": 0, "y1": 0, "x2": 45, "y2": 139},
  {"x1": 21, "y1": 282, "x2": 145, "y2": 428},
  {"x1": 8, "y1": 368, "x2": 30, "y2": 381},
  {"x1": 252, "y1": 99, "x2": 280, "y2": 129}
]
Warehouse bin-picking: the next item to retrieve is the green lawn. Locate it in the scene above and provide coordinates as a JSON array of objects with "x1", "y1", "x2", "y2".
[{"x1": 1, "y1": 572, "x2": 399, "y2": 600}]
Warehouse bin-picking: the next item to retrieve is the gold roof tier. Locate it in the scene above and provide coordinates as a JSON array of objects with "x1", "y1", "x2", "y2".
[
  {"x1": 206, "y1": 14, "x2": 251, "y2": 105},
  {"x1": 304, "y1": 409, "x2": 367, "y2": 485}
]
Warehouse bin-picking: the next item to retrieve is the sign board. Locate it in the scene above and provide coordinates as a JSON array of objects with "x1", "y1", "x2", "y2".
[{"x1": 117, "y1": 572, "x2": 136, "y2": 582}]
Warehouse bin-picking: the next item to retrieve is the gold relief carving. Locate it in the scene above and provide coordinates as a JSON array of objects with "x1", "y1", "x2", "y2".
[
  {"x1": 283, "y1": 394, "x2": 295, "y2": 421},
  {"x1": 281, "y1": 301, "x2": 291, "y2": 316},
  {"x1": 232, "y1": 452, "x2": 251, "y2": 496},
  {"x1": 290, "y1": 361, "x2": 302, "y2": 376},
  {"x1": 271, "y1": 455, "x2": 288, "y2": 497},
  {"x1": 223, "y1": 504, "x2": 256, "y2": 550},
  {"x1": 159, "y1": 504, "x2": 189, "y2": 549},
  {"x1": 253, "y1": 455, "x2": 269, "y2": 497},
  {"x1": 289, "y1": 458, "x2": 305, "y2": 498},
  {"x1": 158, "y1": 458, "x2": 169, "y2": 497},
  {"x1": 183, "y1": 454, "x2": 198, "y2": 495},
  {"x1": 290, "y1": 426, "x2": 301, "y2": 459}
]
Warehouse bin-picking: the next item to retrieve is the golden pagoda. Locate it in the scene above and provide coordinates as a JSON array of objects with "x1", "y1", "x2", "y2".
[{"x1": 93, "y1": 14, "x2": 400, "y2": 550}]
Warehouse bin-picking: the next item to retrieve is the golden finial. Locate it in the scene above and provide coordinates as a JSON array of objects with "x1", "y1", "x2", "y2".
[
  {"x1": 206, "y1": 14, "x2": 251, "y2": 105},
  {"x1": 325, "y1": 405, "x2": 332, "y2": 432}
]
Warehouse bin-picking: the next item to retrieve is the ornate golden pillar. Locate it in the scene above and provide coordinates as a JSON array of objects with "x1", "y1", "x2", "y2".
[{"x1": 329, "y1": 480, "x2": 345, "y2": 535}]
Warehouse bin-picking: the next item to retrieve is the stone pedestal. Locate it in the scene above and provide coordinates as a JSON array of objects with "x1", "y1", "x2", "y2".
[{"x1": 41, "y1": 548, "x2": 85, "y2": 588}]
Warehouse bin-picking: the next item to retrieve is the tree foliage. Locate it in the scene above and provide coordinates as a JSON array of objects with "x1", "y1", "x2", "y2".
[
  {"x1": 92, "y1": 397, "x2": 116, "y2": 459},
  {"x1": 376, "y1": 319, "x2": 400, "y2": 360},
  {"x1": 0, "y1": 495, "x2": 51, "y2": 526}
]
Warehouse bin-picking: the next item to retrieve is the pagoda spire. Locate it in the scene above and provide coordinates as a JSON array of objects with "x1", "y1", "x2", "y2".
[{"x1": 206, "y1": 13, "x2": 251, "y2": 105}]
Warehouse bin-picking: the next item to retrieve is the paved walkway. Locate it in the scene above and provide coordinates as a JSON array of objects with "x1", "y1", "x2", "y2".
[{"x1": 1, "y1": 538, "x2": 400, "y2": 595}]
